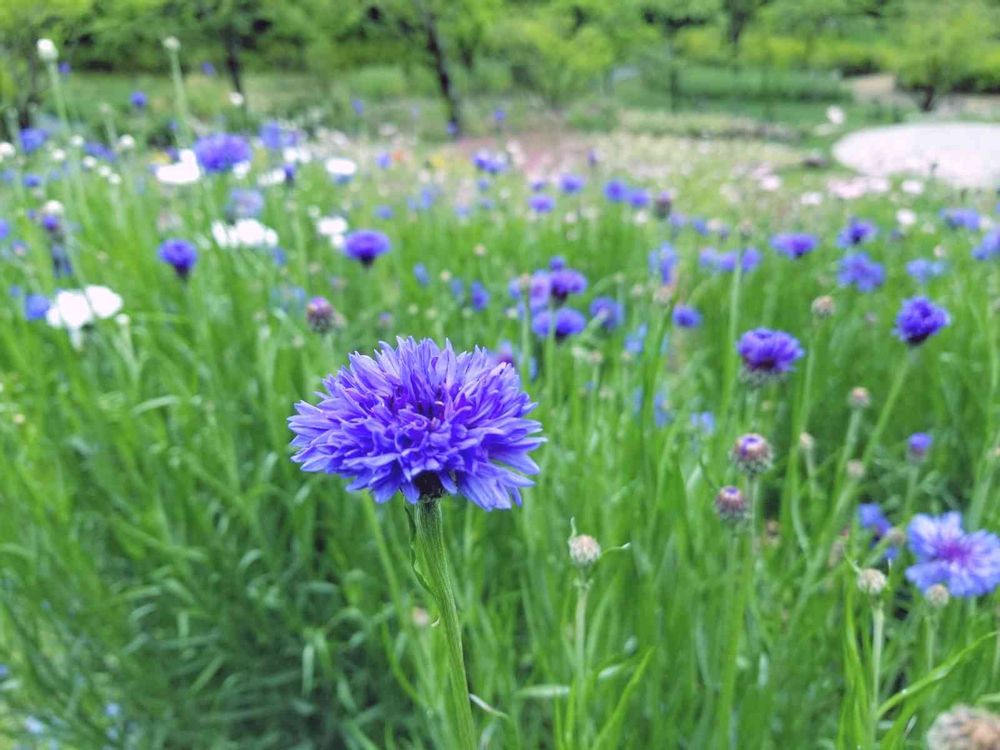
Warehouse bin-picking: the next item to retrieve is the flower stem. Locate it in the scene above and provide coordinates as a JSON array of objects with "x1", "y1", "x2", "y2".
[
  {"x1": 869, "y1": 604, "x2": 885, "y2": 749},
  {"x1": 574, "y1": 578, "x2": 591, "y2": 746},
  {"x1": 415, "y1": 499, "x2": 476, "y2": 750}
]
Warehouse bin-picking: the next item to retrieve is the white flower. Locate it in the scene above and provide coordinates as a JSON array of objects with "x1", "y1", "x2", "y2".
[
  {"x1": 801, "y1": 191, "x2": 823, "y2": 206},
  {"x1": 229, "y1": 92, "x2": 245, "y2": 107},
  {"x1": 81, "y1": 155, "x2": 97, "y2": 170},
  {"x1": 901, "y1": 179, "x2": 924, "y2": 195},
  {"x1": 69, "y1": 134, "x2": 84, "y2": 149},
  {"x1": 316, "y1": 215, "x2": 348, "y2": 238},
  {"x1": 42, "y1": 200, "x2": 64, "y2": 217},
  {"x1": 896, "y1": 209, "x2": 917, "y2": 227},
  {"x1": 0, "y1": 142, "x2": 15, "y2": 160},
  {"x1": 155, "y1": 149, "x2": 201, "y2": 186},
  {"x1": 163, "y1": 36, "x2": 180, "y2": 52},
  {"x1": 324, "y1": 157, "x2": 357, "y2": 181},
  {"x1": 759, "y1": 174, "x2": 782, "y2": 192},
  {"x1": 282, "y1": 146, "x2": 311, "y2": 164},
  {"x1": 118, "y1": 134, "x2": 136, "y2": 152},
  {"x1": 46, "y1": 286, "x2": 123, "y2": 331},
  {"x1": 826, "y1": 106, "x2": 845, "y2": 125},
  {"x1": 211, "y1": 218, "x2": 278, "y2": 248},
  {"x1": 37, "y1": 39, "x2": 58, "y2": 62}
]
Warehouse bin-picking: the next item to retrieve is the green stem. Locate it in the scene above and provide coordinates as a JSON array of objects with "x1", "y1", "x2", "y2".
[
  {"x1": 869, "y1": 605, "x2": 885, "y2": 749},
  {"x1": 415, "y1": 500, "x2": 476, "y2": 750},
  {"x1": 574, "y1": 579, "x2": 591, "y2": 746},
  {"x1": 861, "y1": 356, "x2": 912, "y2": 467},
  {"x1": 167, "y1": 48, "x2": 193, "y2": 147},
  {"x1": 716, "y1": 479, "x2": 756, "y2": 749}
]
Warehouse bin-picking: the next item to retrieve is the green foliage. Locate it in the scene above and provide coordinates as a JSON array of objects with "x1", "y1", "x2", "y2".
[{"x1": 887, "y1": 0, "x2": 999, "y2": 109}]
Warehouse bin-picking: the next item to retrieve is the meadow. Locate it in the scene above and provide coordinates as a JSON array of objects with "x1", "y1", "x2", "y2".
[{"x1": 1, "y1": 40, "x2": 1000, "y2": 750}]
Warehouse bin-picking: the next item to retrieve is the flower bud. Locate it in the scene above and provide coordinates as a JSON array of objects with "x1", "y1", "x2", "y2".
[
  {"x1": 714, "y1": 485, "x2": 749, "y2": 523},
  {"x1": 306, "y1": 296, "x2": 335, "y2": 333},
  {"x1": 847, "y1": 460, "x2": 866, "y2": 481},
  {"x1": 163, "y1": 36, "x2": 181, "y2": 52},
  {"x1": 925, "y1": 583, "x2": 950, "y2": 609},
  {"x1": 811, "y1": 295, "x2": 836, "y2": 318},
  {"x1": 568, "y1": 534, "x2": 601, "y2": 568},
  {"x1": 37, "y1": 38, "x2": 58, "y2": 62},
  {"x1": 731, "y1": 433, "x2": 773, "y2": 476},
  {"x1": 848, "y1": 387, "x2": 871, "y2": 410},
  {"x1": 927, "y1": 705, "x2": 1000, "y2": 750},
  {"x1": 857, "y1": 568, "x2": 887, "y2": 596},
  {"x1": 799, "y1": 432, "x2": 815, "y2": 453}
]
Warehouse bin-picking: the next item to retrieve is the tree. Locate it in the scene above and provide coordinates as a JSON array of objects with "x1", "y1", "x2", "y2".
[{"x1": 0, "y1": 0, "x2": 93, "y2": 130}]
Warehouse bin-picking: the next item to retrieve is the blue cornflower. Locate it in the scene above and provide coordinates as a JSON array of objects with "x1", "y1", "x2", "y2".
[
  {"x1": 628, "y1": 189, "x2": 650, "y2": 208},
  {"x1": 201, "y1": 61, "x2": 216, "y2": 75},
  {"x1": 19, "y1": 128, "x2": 47, "y2": 154},
  {"x1": 23, "y1": 294, "x2": 49, "y2": 321},
  {"x1": 771, "y1": 232, "x2": 818, "y2": 259},
  {"x1": 838, "y1": 252, "x2": 885, "y2": 292},
  {"x1": 529, "y1": 193, "x2": 555, "y2": 214},
  {"x1": 413, "y1": 263, "x2": 430, "y2": 287},
  {"x1": 375, "y1": 151, "x2": 391, "y2": 169},
  {"x1": 589, "y1": 297, "x2": 623, "y2": 331},
  {"x1": 470, "y1": 281, "x2": 490, "y2": 311},
  {"x1": 343, "y1": 229, "x2": 391, "y2": 267},
  {"x1": 493, "y1": 107, "x2": 506, "y2": 124},
  {"x1": 351, "y1": 98, "x2": 364, "y2": 116},
  {"x1": 532, "y1": 308, "x2": 587, "y2": 340},
  {"x1": 836, "y1": 218, "x2": 877, "y2": 248},
  {"x1": 158, "y1": 238, "x2": 198, "y2": 279},
  {"x1": 549, "y1": 268, "x2": 587, "y2": 302},
  {"x1": 649, "y1": 243, "x2": 678, "y2": 284},
  {"x1": 907, "y1": 432, "x2": 933, "y2": 462},
  {"x1": 690, "y1": 410, "x2": 715, "y2": 435},
  {"x1": 906, "y1": 258, "x2": 947, "y2": 283},
  {"x1": 672, "y1": 305, "x2": 702, "y2": 328},
  {"x1": 973, "y1": 228, "x2": 1000, "y2": 260},
  {"x1": 0, "y1": 218, "x2": 9, "y2": 241},
  {"x1": 375, "y1": 205, "x2": 394, "y2": 220},
  {"x1": 604, "y1": 179, "x2": 629, "y2": 203},
  {"x1": 895, "y1": 297, "x2": 949, "y2": 345},
  {"x1": 624, "y1": 324, "x2": 648, "y2": 355},
  {"x1": 905, "y1": 513, "x2": 1000, "y2": 597},
  {"x1": 450, "y1": 278, "x2": 465, "y2": 304},
  {"x1": 737, "y1": 328, "x2": 804, "y2": 381},
  {"x1": 472, "y1": 150, "x2": 505, "y2": 174},
  {"x1": 940, "y1": 207, "x2": 980, "y2": 230},
  {"x1": 259, "y1": 121, "x2": 298, "y2": 150},
  {"x1": 227, "y1": 188, "x2": 264, "y2": 219},
  {"x1": 194, "y1": 133, "x2": 252, "y2": 173},
  {"x1": 560, "y1": 174, "x2": 585, "y2": 194},
  {"x1": 130, "y1": 90, "x2": 148, "y2": 109},
  {"x1": 288, "y1": 338, "x2": 543, "y2": 509},
  {"x1": 858, "y1": 503, "x2": 899, "y2": 561}
]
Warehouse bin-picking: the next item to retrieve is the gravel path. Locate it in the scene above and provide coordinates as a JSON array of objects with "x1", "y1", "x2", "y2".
[{"x1": 833, "y1": 122, "x2": 1000, "y2": 189}]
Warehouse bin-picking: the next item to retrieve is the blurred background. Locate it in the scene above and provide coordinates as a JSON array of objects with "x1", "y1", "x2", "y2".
[{"x1": 2, "y1": 0, "x2": 999, "y2": 145}]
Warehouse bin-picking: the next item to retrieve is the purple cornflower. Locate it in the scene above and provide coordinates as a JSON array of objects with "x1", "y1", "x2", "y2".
[
  {"x1": 23, "y1": 294, "x2": 50, "y2": 321},
  {"x1": 737, "y1": 328, "x2": 804, "y2": 381},
  {"x1": 940, "y1": 207, "x2": 980, "y2": 231},
  {"x1": 343, "y1": 230, "x2": 391, "y2": 267},
  {"x1": 906, "y1": 258, "x2": 946, "y2": 283},
  {"x1": 838, "y1": 252, "x2": 885, "y2": 292},
  {"x1": 895, "y1": 297, "x2": 949, "y2": 345},
  {"x1": 469, "y1": 281, "x2": 490, "y2": 311},
  {"x1": 858, "y1": 503, "x2": 900, "y2": 561},
  {"x1": 259, "y1": 121, "x2": 298, "y2": 151},
  {"x1": 649, "y1": 243, "x2": 678, "y2": 285},
  {"x1": 130, "y1": 90, "x2": 148, "y2": 109},
  {"x1": 589, "y1": 297, "x2": 623, "y2": 331},
  {"x1": 227, "y1": 188, "x2": 264, "y2": 219},
  {"x1": 19, "y1": 128, "x2": 47, "y2": 154},
  {"x1": 905, "y1": 513, "x2": 1000, "y2": 597},
  {"x1": 529, "y1": 193, "x2": 555, "y2": 214},
  {"x1": 194, "y1": 133, "x2": 252, "y2": 173},
  {"x1": 158, "y1": 238, "x2": 198, "y2": 279},
  {"x1": 771, "y1": 232, "x2": 818, "y2": 259},
  {"x1": 201, "y1": 61, "x2": 216, "y2": 76},
  {"x1": 604, "y1": 179, "x2": 629, "y2": 203},
  {"x1": 836, "y1": 218, "x2": 877, "y2": 248},
  {"x1": 672, "y1": 305, "x2": 702, "y2": 328},
  {"x1": 560, "y1": 174, "x2": 585, "y2": 194},
  {"x1": 288, "y1": 338, "x2": 543, "y2": 509},
  {"x1": 549, "y1": 268, "x2": 587, "y2": 303},
  {"x1": 532, "y1": 308, "x2": 587, "y2": 340},
  {"x1": 907, "y1": 432, "x2": 933, "y2": 462}
]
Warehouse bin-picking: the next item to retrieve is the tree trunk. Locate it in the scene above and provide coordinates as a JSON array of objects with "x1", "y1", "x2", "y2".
[
  {"x1": 422, "y1": 7, "x2": 463, "y2": 136},
  {"x1": 223, "y1": 29, "x2": 245, "y2": 98}
]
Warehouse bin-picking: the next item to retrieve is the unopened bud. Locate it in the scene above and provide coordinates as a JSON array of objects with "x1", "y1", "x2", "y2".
[
  {"x1": 731, "y1": 433, "x2": 773, "y2": 476},
  {"x1": 568, "y1": 534, "x2": 601, "y2": 568},
  {"x1": 857, "y1": 568, "x2": 887, "y2": 596},
  {"x1": 714, "y1": 485, "x2": 749, "y2": 523},
  {"x1": 849, "y1": 387, "x2": 871, "y2": 410},
  {"x1": 925, "y1": 584, "x2": 950, "y2": 609},
  {"x1": 812, "y1": 295, "x2": 836, "y2": 318}
]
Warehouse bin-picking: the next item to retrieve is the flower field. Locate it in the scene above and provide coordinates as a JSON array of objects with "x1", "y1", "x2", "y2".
[{"x1": 1, "y1": 42, "x2": 1000, "y2": 750}]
